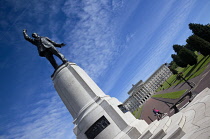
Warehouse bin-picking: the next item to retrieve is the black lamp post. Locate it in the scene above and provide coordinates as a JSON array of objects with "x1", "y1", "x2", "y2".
[{"x1": 177, "y1": 73, "x2": 194, "y2": 89}]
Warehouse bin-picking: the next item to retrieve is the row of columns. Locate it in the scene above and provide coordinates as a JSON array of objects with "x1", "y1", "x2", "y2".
[
  {"x1": 144, "y1": 65, "x2": 172, "y2": 94},
  {"x1": 123, "y1": 65, "x2": 172, "y2": 112},
  {"x1": 124, "y1": 85, "x2": 152, "y2": 112}
]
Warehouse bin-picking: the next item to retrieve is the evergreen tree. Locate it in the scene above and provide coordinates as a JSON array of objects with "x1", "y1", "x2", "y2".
[
  {"x1": 173, "y1": 44, "x2": 183, "y2": 53},
  {"x1": 168, "y1": 67, "x2": 178, "y2": 74},
  {"x1": 178, "y1": 47, "x2": 197, "y2": 66},
  {"x1": 186, "y1": 35, "x2": 210, "y2": 56},
  {"x1": 184, "y1": 44, "x2": 195, "y2": 52},
  {"x1": 169, "y1": 61, "x2": 178, "y2": 70},
  {"x1": 189, "y1": 23, "x2": 210, "y2": 42},
  {"x1": 171, "y1": 54, "x2": 188, "y2": 68}
]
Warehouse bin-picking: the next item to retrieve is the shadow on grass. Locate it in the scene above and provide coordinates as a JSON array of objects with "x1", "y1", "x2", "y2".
[
  {"x1": 157, "y1": 55, "x2": 209, "y2": 91},
  {"x1": 185, "y1": 56, "x2": 208, "y2": 78},
  {"x1": 173, "y1": 56, "x2": 210, "y2": 89},
  {"x1": 195, "y1": 55, "x2": 210, "y2": 72},
  {"x1": 152, "y1": 97, "x2": 174, "y2": 105},
  {"x1": 184, "y1": 65, "x2": 197, "y2": 78},
  {"x1": 182, "y1": 65, "x2": 190, "y2": 73},
  {"x1": 185, "y1": 55, "x2": 210, "y2": 80}
]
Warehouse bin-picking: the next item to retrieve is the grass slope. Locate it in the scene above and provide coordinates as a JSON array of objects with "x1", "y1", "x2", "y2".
[
  {"x1": 152, "y1": 89, "x2": 187, "y2": 99},
  {"x1": 132, "y1": 106, "x2": 143, "y2": 119},
  {"x1": 156, "y1": 54, "x2": 210, "y2": 91}
]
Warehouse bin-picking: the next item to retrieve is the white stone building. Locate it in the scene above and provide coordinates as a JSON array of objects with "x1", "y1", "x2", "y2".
[
  {"x1": 123, "y1": 64, "x2": 172, "y2": 112},
  {"x1": 144, "y1": 64, "x2": 173, "y2": 94}
]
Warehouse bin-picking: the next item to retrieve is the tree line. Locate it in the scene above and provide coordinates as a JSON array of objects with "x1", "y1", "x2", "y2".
[{"x1": 169, "y1": 23, "x2": 210, "y2": 73}]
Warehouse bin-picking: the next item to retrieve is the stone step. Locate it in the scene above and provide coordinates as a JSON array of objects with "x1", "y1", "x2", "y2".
[
  {"x1": 139, "y1": 88, "x2": 210, "y2": 139},
  {"x1": 162, "y1": 112, "x2": 186, "y2": 139},
  {"x1": 180, "y1": 88, "x2": 210, "y2": 139},
  {"x1": 163, "y1": 125, "x2": 185, "y2": 139},
  {"x1": 150, "y1": 112, "x2": 186, "y2": 139},
  {"x1": 139, "y1": 120, "x2": 160, "y2": 139},
  {"x1": 149, "y1": 116, "x2": 171, "y2": 139}
]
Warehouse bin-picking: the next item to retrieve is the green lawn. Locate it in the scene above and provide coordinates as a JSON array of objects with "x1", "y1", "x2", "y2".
[
  {"x1": 132, "y1": 106, "x2": 143, "y2": 119},
  {"x1": 132, "y1": 90, "x2": 187, "y2": 117},
  {"x1": 178, "y1": 55, "x2": 210, "y2": 80},
  {"x1": 156, "y1": 54, "x2": 210, "y2": 92},
  {"x1": 152, "y1": 89, "x2": 187, "y2": 99}
]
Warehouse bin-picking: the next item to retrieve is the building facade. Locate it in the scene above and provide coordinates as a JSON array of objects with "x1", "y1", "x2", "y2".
[
  {"x1": 143, "y1": 64, "x2": 173, "y2": 94},
  {"x1": 123, "y1": 64, "x2": 172, "y2": 112}
]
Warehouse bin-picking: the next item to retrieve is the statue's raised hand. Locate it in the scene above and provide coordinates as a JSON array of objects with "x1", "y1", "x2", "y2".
[
  {"x1": 60, "y1": 43, "x2": 66, "y2": 47},
  {"x1": 23, "y1": 29, "x2": 27, "y2": 33}
]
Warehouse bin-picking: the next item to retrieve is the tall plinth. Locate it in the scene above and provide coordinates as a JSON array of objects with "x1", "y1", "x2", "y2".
[{"x1": 52, "y1": 62, "x2": 148, "y2": 139}]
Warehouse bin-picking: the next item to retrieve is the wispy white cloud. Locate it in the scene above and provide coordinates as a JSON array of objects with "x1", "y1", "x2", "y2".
[
  {"x1": 145, "y1": 0, "x2": 197, "y2": 61},
  {"x1": 61, "y1": 0, "x2": 123, "y2": 81},
  {"x1": 102, "y1": 0, "x2": 198, "y2": 101},
  {"x1": 1, "y1": 0, "x2": 123, "y2": 82},
  {"x1": 101, "y1": 0, "x2": 176, "y2": 95},
  {"x1": 1, "y1": 92, "x2": 74, "y2": 139},
  {"x1": 1, "y1": 1, "x2": 118, "y2": 139},
  {"x1": 0, "y1": 1, "x2": 202, "y2": 139},
  {"x1": 131, "y1": 0, "x2": 197, "y2": 85},
  {"x1": 126, "y1": 33, "x2": 135, "y2": 43}
]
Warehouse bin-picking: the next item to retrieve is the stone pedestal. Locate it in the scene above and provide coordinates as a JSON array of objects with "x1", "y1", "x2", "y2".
[{"x1": 52, "y1": 62, "x2": 148, "y2": 139}]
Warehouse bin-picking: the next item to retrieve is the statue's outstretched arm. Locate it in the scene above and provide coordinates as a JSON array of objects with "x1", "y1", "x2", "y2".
[
  {"x1": 23, "y1": 29, "x2": 34, "y2": 44},
  {"x1": 46, "y1": 37, "x2": 66, "y2": 48}
]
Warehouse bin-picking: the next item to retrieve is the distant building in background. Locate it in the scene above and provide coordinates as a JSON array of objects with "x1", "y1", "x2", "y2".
[{"x1": 123, "y1": 64, "x2": 172, "y2": 112}]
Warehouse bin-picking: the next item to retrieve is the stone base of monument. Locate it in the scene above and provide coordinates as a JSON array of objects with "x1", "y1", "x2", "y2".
[
  {"x1": 52, "y1": 62, "x2": 148, "y2": 139},
  {"x1": 52, "y1": 62, "x2": 210, "y2": 139},
  {"x1": 74, "y1": 97, "x2": 148, "y2": 139}
]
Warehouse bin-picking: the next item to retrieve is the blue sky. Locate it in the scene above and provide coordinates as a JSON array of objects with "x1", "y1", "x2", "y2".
[{"x1": 0, "y1": 0, "x2": 210, "y2": 138}]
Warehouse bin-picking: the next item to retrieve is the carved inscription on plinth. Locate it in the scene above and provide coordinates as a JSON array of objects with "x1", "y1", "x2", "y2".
[{"x1": 85, "y1": 116, "x2": 110, "y2": 139}]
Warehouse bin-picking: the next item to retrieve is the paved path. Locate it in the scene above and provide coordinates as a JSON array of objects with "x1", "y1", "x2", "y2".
[
  {"x1": 180, "y1": 88, "x2": 210, "y2": 138},
  {"x1": 139, "y1": 88, "x2": 210, "y2": 139},
  {"x1": 140, "y1": 63, "x2": 210, "y2": 124}
]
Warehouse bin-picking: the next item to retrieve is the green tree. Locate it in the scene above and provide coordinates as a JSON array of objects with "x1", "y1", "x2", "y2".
[
  {"x1": 189, "y1": 23, "x2": 210, "y2": 42},
  {"x1": 171, "y1": 54, "x2": 188, "y2": 68},
  {"x1": 186, "y1": 35, "x2": 210, "y2": 56},
  {"x1": 178, "y1": 47, "x2": 197, "y2": 66},
  {"x1": 169, "y1": 66, "x2": 178, "y2": 74},
  {"x1": 173, "y1": 44, "x2": 183, "y2": 53},
  {"x1": 184, "y1": 44, "x2": 195, "y2": 52},
  {"x1": 169, "y1": 61, "x2": 178, "y2": 70}
]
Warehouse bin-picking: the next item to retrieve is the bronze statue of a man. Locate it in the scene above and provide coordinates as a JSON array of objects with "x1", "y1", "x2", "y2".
[{"x1": 23, "y1": 29, "x2": 68, "y2": 69}]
